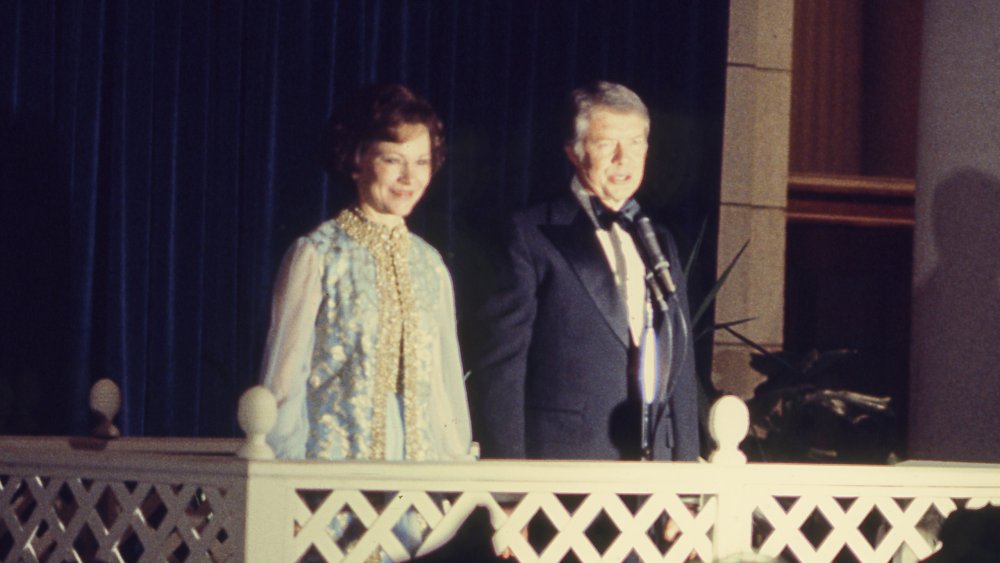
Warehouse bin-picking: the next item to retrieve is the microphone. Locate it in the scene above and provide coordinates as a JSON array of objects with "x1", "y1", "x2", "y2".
[
  {"x1": 614, "y1": 202, "x2": 670, "y2": 313},
  {"x1": 633, "y1": 215, "x2": 678, "y2": 300}
]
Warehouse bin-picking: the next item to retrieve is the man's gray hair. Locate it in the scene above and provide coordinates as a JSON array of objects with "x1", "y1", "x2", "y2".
[{"x1": 566, "y1": 81, "x2": 650, "y2": 159}]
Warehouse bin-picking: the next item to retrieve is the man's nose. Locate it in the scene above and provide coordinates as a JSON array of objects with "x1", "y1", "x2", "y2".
[{"x1": 612, "y1": 142, "x2": 627, "y2": 163}]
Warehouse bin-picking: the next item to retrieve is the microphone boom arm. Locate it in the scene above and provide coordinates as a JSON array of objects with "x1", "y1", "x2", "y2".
[{"x1": 634, "y1": 215, "x2": 678, "y2": 309}]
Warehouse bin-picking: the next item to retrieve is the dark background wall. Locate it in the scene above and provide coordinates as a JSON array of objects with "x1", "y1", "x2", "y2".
[
  {"x1": 785, "y1": 0, "x2": 924, "y2": 458},
  {"x1": 910, "y1": 1, "x2": 1000, "y2": 462},
  {"x1": 0, "y1": 1, "x2": 729, "y2": 438}
]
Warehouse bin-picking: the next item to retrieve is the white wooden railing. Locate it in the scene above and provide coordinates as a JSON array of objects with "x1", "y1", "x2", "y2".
[{"x1": 2, "y1": 384, "x2": 999, "y2": 562}]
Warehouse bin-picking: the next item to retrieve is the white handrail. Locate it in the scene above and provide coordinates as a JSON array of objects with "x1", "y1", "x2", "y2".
[{"x1": 1, "y1": 382, "x2": 998, "y2": 562}]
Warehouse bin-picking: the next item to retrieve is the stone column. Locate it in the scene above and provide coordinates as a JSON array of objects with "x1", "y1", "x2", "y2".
[
  {"x1": 713, "y1": 1, "x2": 794, "y2": 397},
  {"x1": 909, "y1": 1, "x2": 1000, "y2": 462}
]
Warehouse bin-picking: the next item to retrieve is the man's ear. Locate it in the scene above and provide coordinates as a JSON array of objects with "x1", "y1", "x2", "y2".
[{"x1": 564, "y1": 144, "x2": 580, "y2": 167}]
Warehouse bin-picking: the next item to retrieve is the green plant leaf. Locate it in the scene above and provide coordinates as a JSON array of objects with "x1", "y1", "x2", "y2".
[
  {"x1": 691, "y1": 239, "x2": 749, "y2": 328},
  {"x1": 722, "y1": 324, "x2": 795, "y2": 368},
  {"x1": 801, "y1": 348, "x2": 857, "y2": 378},
  {"x1": 695, "y1": 317, "x2": 755, "y2": 342},
  {"x1": 683, "y1": 219, "x2": 709, "y2": 279}
]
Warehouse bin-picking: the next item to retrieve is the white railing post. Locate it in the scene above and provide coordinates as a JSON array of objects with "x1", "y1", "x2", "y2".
[
  {"x1": 244, "y1": 471, "x2": 289, "y2": 562},
  {"x1": 236, "y1": 385, "x2": 276, "y2": 461},
  {"x1": 708, "y1": 395, "x2": 753, "y2": 560},
  {"x1": 89, "y1": 378, "x2": 122, "y2": 438},
  {"x1": 237, "y1": 385, "x2": 287, "y2": 562}
]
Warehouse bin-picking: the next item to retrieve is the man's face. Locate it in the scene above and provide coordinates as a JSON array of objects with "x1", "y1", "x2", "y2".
[{"x1": 566, "y1": 108, "x2": 649, "y2": 211}]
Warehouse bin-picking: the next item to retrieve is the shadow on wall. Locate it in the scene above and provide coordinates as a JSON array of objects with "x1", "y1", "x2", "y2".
[{"x1": 910, "y1": 168, "x2": 1000, "y2": 462}]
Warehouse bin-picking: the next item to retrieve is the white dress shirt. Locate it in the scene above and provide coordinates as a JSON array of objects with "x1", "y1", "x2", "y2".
[{"x1": 570, "y1": 178, "x2": 647, "y2": 345}]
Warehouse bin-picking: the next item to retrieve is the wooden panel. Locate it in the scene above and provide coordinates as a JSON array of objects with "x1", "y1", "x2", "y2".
[
  {"x1": 790, "y1": 0, "x2": 922, "y2": 177},
  {"x1": 790, "y1": 0, "x2": 863, "y2": 174},
  {"x1": 788, "y1": 173, "x2": 914, "y2": 227},
  {"x1": 861, "y1": 0, "x2": 924, "y2": 177}
]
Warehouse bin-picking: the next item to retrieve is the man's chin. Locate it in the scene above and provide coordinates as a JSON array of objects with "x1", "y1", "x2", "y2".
[{"x1": 609, "y1": 188, "x2": 641, "y2": 204}]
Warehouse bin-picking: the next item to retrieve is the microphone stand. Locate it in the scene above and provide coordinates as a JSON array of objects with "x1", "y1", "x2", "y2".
[
  {"x1": 645, "y1": 270, "x2": 669, "y2": 315},
  {"x1": 627, "y1": 210, "x2": 675, "y2": 461},
  {"x1": 637, "y1": 296, "x2": 658, "y2": 462},
  {"x1": 641, "y1": 403, "x2": 652, "y2": 461}
]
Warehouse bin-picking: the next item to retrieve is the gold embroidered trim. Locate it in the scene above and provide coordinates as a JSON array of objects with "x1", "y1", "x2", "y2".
[{"x1": 335, "y1": 207, "x2": 426, "y2": 461}]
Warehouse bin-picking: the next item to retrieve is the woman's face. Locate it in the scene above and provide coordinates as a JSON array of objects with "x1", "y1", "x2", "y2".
[{"x1": 353, "y1": 123, "x2": 433, "y2": 225}]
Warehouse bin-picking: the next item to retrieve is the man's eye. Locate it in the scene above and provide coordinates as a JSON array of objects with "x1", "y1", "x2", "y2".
[{"x1": 382, "y1": 156, "x2": 401, "y2": 164}]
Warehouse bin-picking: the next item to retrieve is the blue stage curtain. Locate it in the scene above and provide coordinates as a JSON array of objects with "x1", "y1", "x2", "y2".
[{"x1": 0, "y1": 0, "x2": 728, "y2": 437}]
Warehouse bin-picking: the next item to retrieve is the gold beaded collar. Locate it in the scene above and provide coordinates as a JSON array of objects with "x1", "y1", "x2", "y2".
[
  {"x1": 335, "y1": 207, "x2": 410, "y2": 252},
  {"x1": 334, "y1": 206, "x2": 426, "y2": 461}
]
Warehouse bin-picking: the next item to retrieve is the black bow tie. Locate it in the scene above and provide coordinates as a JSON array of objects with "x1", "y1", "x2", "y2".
[{"x1": 592, "y1": 198, "x2": 641, "y2": 230}]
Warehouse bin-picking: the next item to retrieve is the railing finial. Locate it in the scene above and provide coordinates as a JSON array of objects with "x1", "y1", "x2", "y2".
[
  {"x1": 708, "y1": 395, "x2": 749, "y2": 464},
  {"x1": 89, "y1": 378, "x2": 122, "y2": 438},
  {"x1": 237, "y1": 386, "x2": 277, "y2": 460}
]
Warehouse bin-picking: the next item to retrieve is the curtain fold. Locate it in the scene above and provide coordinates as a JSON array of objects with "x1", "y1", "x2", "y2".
[{"x1": 0, "y1": 0, "x2": 728, "y2": 437}]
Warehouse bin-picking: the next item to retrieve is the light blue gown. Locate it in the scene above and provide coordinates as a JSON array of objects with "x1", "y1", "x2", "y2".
[{"x1": 259, "y1": 207, "x2": 473, "y2": 558}]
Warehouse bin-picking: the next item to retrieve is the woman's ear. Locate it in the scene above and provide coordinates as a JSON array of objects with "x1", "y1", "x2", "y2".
[{"x1": 350, "y1": 149, "x2": 364, "y2": 181}]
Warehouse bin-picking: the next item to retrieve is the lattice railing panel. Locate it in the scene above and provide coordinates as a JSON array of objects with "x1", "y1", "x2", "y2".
[
  {"x1": 288, "y1": 486, "x2": 716, "y2": 562},
  {"x1": 751, "y1": 493, "x2": 1000, "y2": 563},
  {"x1": 6, "y1": 395, "x2": 1000, "y2": 562},
  {"x1": 0, "y1": 473, "x2": 241, "y2": 563}
]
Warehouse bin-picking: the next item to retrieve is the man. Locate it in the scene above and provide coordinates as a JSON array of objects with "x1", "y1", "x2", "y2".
[{"x1": 472, "y1": 81, "x2": 700, "y2": 462}]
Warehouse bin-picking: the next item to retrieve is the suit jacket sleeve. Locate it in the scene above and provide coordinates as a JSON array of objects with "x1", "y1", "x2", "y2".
[{"x1": 471, "y1": 218, "x2": 538, "y2": 458}]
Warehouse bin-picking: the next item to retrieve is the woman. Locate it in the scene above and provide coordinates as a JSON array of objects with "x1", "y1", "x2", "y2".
[{"x1": 259, "y1": 84, "x2": 474, "y2": 465}]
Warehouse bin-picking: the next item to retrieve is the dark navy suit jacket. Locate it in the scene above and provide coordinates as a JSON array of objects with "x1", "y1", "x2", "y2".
[{"x1": 472, "y1": 193, "x2": 700, "y2": 461}]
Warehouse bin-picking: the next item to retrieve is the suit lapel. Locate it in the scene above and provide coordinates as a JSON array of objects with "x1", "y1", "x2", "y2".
[{"x1": 540, "y1": 197, "x2": 630, "y2": 347}]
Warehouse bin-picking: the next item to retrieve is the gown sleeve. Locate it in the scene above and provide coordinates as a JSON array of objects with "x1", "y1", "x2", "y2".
[
  {"x1": 259, "y1": 238, "x2": 323, "y2": 459},
  {"x1": 427, "y1": 260, "x2": 476, "y2": 461}
]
